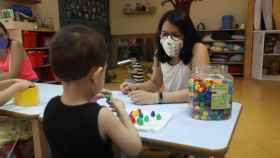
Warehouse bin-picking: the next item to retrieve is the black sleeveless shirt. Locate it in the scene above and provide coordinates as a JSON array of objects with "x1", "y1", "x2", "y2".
[{"x1": 43, "y1": 96, "x2": 113, "y2": 158}]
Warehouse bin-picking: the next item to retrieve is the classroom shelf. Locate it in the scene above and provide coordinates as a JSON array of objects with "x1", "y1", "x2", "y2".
[
  {"x1": 252, "y1": 30, "x2": 280, "y2": 80},
  {"x1": 231, "y1": 73, "x2": 243, "y2": 76},
  {"x1": 123, "y1": 7, "x2": 156, "y2": 15},
  {"x1": 203, "y1": 40, "x2": 245, "y2": 43},
  {"x1": 8, "y1": 0, "x2": 42, "y2": 4},
  {"x1": 22, "y1": 29, "x2": 55, "y2": 33},
  {"x1": 34, "y1": 64, "x2": 50, "y2": 69},
  {"x1": 262, "y1": 75, "x2": 280, "y2": 80},
  {"x1": 263, "y1": 53, "x2": 280, "y2": 56},
  {"x1": 209, "y1": 51, "x2": 244, "y2": 54},
  {"x1": 21, "y1": 30, "x2": 56, "y2": 83},
  {"x1": 199, "y1": 29, "x2": 244, "y2": 32},
  {"x1": 25, "y1": 47, "x2": 49, "y2": 51},
  {"x1": 211, "y1": 61, "x2": 244, "y2": 65},
  {"x1": 199, "y1": 29, "x2": 245, "y2": 77}
]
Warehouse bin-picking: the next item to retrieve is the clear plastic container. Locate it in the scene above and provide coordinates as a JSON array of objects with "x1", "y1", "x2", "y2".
[{"x1": 188, "y1": 65, "x2": 233, "y2": 120}]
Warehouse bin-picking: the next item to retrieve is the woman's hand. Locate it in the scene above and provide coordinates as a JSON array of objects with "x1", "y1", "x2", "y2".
[
  {"x1": 128, "y1": 90, "x2": 158, "y2": 105},
  {"x1": 120, "y1": 82, "x2": 138, "y2": 94}
]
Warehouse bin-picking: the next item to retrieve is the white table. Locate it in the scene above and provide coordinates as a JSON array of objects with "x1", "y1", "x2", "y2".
[{"x1": 0, "y1": 83, "x2": 242, "y2": 158}]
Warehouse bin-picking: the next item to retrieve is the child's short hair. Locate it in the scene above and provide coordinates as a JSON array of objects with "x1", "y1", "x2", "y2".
[{"x1": 49, "y1": 25, "x2": 108, "y2": 81}]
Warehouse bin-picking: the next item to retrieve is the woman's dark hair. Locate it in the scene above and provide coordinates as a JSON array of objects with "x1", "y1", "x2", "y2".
[
  {"x1": 156, "y1": 9, "x2": 200, "y2": 65},
  {"x1": 0, "y1": 22, "x2": 12, "y2": 47}
]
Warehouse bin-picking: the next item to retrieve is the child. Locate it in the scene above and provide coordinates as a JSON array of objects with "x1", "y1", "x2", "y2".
[
  {"x1": 128, "y1": 61, "x2": 145, "y2": 83},
  {"x1": 0, "y1": 79, "x2": 34, "y2": 158},
  {"x1": 43, "y1": 25, "x2": 142, "y2": 158}
]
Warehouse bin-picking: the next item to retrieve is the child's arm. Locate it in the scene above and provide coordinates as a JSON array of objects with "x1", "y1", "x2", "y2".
[
  {"x1": 98, "y1": 99, "x2": 142, "y2": 156},
  {"x1": 0, "y1": 79, "x2": 15, "y2": 90},
  {"x1": 0, "y1": 79, "x2": 33, "y2": 106}
]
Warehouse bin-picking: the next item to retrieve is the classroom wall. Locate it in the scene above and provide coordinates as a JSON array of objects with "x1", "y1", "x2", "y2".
[
  {"x1": 110, "y1": 0, "x2": 247, "y2": 35},
  {"x1": 191, "y1": 0, "x2": 247, "y2": 31},
  {"x1": 0, "y1": 0, "x2": 59, "y2": 30},
  {"x1": 1, "y1": 0, "x2": 247, "y2": 34},
  {"x1": 31, "y1": 0, "x2": 60, "y2": 30},
  {"x1": 0, "y1": 1, "x2": 11, "y2": 9}
]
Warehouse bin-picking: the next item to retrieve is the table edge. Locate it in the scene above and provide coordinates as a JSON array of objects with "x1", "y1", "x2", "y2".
[
  {"x1": 141, "y1": 103, "x2": 243, "y2": 155},
  {"x1": 0, "y1": 109, "x2": 39, "y2": 119}
]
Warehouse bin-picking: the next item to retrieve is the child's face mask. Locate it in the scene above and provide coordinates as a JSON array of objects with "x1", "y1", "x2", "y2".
[
  {"x1": 160, "y1": 36, "x2": 183, "y2": 57},
  {"x1": 0, "y1": 37, "x2": 8, "y2": 49}
]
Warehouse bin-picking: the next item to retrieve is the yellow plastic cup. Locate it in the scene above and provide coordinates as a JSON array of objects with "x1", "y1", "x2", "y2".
[{"x1": 14, "y1": 86, "x2": 39, "y2": 107}]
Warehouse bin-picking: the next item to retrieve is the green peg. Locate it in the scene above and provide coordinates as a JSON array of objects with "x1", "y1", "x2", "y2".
[
  {"x1": 156, "y1": 113, "x2": 162, "y2": 120},
  {"x1": 144, "y1": 115, "x2": 149, "y2": 122}
]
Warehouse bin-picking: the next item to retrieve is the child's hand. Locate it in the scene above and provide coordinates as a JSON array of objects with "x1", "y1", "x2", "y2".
[
  {"x1": 120, "y1": 82, "x2": 138, "y2": 94},
  {"x1": 109, "y1": 99, "x2": 126, "y2": 113},
  {"x1": 13, "y1": 79, "x2": 34, "y2": 91},
  {"x1": 96, "y1": 89, "x2": 111, "y2": 99}
]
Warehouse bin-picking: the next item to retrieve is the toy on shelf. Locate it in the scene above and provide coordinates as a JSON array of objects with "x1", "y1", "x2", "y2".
[
  {"x1": 123, "y1": 2, "x2": 156, "y2": 15},
  {"x1": 188, "y1": 66, "x2": 233, "y2": 121},
  {"x1": 129, "y1": 109, "x2": 172, "y2": 131}
]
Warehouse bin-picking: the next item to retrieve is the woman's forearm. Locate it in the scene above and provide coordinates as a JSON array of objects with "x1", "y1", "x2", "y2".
[
  {"x1": 135, "y1": 80, "x2": 160, "y2": 92},
  {"x1": 162, "y1": 89, "x2": 192, "y2": 103}
]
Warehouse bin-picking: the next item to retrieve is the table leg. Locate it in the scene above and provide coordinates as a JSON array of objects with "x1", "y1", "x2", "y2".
[{"x1": 32, "y1": 119, "x2": 48, "y2": 158}]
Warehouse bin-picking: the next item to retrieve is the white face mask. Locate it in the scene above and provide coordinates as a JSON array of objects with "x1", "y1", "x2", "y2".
[{"x1": 160, "y1": 36, "x2": 183, "y2": 57}]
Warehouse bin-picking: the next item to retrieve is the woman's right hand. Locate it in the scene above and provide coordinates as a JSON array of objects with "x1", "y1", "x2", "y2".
[{"x1": 120, "y1": 82, "x2": 138, "y2": 94}]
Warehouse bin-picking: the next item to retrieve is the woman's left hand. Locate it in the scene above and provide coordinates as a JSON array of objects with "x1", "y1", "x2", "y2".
[{"x1": 128, "y1": 90, "x2": 158, "y2": 105}]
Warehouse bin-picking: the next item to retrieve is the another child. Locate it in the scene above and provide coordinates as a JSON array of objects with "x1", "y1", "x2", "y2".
[
  {"x1": 0, "y1": 79, "x2": 34, "y2": 158},
  {"x1": 43, "y1": 25, "x2": 142, "y2": 158}
]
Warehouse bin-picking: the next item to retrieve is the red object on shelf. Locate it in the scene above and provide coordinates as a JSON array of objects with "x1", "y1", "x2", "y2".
[
  {"x1": 23, "y1": 31, "x2": 37, "y2": 48},
  {"x1": 27, "y1": 51, "x2": 44, "y2": 67},
  {"x1": 37, "y1": 35, "x2": 50, "y2": 47},
  {"x1": 228, "y1": 66, "x2": 242, "y2": 73},
  {"x1": 45, "y1": 69, "x2": 56, "y2": 81}
]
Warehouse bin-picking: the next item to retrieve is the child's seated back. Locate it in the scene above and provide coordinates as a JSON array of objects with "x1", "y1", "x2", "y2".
[{"x1": 43, "y1": 25, "x2": 142, "y2": 158}]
